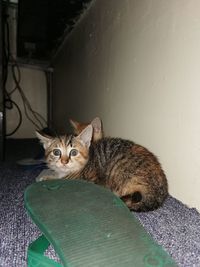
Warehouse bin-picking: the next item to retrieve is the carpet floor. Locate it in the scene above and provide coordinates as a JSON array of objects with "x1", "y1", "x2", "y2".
[{"x1": 1, "y1": 139, "x2": 200, "y2": 267}]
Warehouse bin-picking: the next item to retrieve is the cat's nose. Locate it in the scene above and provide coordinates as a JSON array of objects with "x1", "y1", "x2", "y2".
[{"x1": 61, "y1": 157, "x2": 69, "y2": 165}]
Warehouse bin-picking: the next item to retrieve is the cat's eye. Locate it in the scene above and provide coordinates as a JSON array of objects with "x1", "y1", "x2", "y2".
[
  {"x1": 53, "y1": 149, "x2": 61, "y2": 157},
  {"x1": 69, "y1": 149, "x2": 78, "y2": 157}
]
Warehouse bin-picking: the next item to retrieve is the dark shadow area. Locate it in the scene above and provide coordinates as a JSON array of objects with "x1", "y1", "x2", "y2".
[{"x1": 5, "y1": 138, "x2": 42, "y2": 162}]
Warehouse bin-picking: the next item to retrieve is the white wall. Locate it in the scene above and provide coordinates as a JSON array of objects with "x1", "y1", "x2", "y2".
[{"x1": 52, "y1": 0, "x2": 200, "y2": 210}]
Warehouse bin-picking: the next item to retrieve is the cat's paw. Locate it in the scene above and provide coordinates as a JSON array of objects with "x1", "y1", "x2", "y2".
[
  {"x1": 37, "y1": 175, "x2": 56, "y2": 181},
  {"x1": 36, "y1": 169, "x2": 60, "y2": 182}
]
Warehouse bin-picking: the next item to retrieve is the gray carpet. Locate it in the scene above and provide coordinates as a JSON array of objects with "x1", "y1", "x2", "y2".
[
  {"x1": 1, "y1": 139, "x2": 200, "y2": 267},
  {"x1": 134, "y1": 197, "x2": 200, "y2": 266}
]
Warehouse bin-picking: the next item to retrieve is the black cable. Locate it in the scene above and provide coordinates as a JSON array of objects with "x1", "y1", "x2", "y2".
[
  {"x1": 8, "y1": 59, "x2": 21, "y2": 96},
  {"x1": 11, "y1": 63, "x2": 47, "y2": 130},
  {"x1": 5, "y1": 98, "x2": 22, "y2": 136},
  {"x1": 2, "y1": 2, "x2": 47, "y2": 135}
]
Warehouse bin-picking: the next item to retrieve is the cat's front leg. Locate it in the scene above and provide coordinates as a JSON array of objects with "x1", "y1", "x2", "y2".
[{"x1": 36, "y1": 169, "x2": 64, "y2": 182}]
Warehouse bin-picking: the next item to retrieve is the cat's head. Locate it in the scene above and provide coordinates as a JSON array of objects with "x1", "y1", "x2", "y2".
[
  {"x1": 36, "y1": 125, "x2": 93, "y2": 178},
  {"x1": 69, "y1": 117, "x2": 103, "y2": 142}
]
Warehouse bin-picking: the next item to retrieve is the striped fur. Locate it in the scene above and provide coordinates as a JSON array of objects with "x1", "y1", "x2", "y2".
[
  {"x1": 76, "y1": 135, "x2": 168, "y2": 211},
  {"x1": 37, "y1": 125, "x2": 168, "y2": 211}
]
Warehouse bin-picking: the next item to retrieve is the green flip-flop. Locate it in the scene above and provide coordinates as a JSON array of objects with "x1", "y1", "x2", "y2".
[{"x1": 24, "y1": 179, "x2": 177, "y2": 267}]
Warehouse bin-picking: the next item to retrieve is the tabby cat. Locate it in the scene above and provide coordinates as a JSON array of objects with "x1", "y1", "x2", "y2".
[{"x1": 36, "y1": 122, "x2": 168, "y2": 211}]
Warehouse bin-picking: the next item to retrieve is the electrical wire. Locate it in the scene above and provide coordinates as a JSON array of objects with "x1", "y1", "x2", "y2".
[
  {"x1": 11, "y1": 62, "x2": 47, "y2": 130},
  {"x1": 5, "y1": 98, "x2": 22, "y2": 136},
  {"x1": 3, "y1": 2, "x2": 47, "y2": 136}
]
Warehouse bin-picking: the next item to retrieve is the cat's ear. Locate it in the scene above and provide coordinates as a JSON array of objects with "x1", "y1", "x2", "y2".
[
  {"x1": 69, "y1": 119, "x2": 80, "y2": 131},
  {"x1": 35, "y1": 131, "x2": 53, "y2": 149},
  {"x1": 91, "y1": 117, "x2": 103, "y2": 140},
  {"x1": 77, "y1": 125, "x2": 93, "y2": 148},
  {"x1": 91, "y1": 117, "x2": 102, "y2": 134}
]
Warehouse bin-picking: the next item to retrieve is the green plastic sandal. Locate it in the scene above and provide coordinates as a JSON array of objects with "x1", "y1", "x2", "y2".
[{"x1": 24, "y1": 179, "x2": 177, "y2": 267}]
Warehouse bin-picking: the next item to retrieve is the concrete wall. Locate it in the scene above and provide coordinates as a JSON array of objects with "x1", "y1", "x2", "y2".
[{"x1": 52, "y1": 0, "x2": 200, "y2": 210}]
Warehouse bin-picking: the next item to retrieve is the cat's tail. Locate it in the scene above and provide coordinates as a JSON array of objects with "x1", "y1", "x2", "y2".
[
  {"x1": 121, "y1": 191, "x2": 167, "y2": 211},
  {"x1": 120, "y1": 182, "x2": 168, "y2": 212}
]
